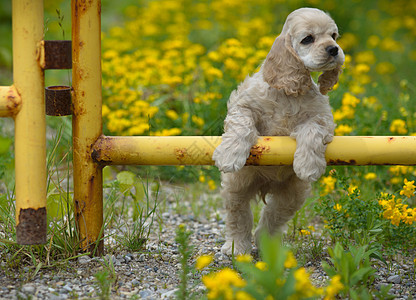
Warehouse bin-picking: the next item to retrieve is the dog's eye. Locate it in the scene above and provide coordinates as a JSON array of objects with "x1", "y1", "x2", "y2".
[
  {"x1": 331, "y1": 33, "x2": 337, "y2": 40},
  {"x1": 301, "y1": 35, "x2": 314, "y2": 45}
]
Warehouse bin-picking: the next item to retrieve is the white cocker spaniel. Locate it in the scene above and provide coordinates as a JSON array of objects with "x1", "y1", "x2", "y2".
[{"x1": 212, "y1": 8, "x2": 345, "y2": 255}]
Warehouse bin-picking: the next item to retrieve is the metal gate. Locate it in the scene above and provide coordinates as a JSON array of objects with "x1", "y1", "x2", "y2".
[{"x1": 2, "y1": 0, "x2": 416, "y2": 254}]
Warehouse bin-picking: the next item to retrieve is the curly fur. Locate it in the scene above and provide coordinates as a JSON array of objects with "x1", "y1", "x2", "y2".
[{"x1": 212, "y1": 8, "x2": 345, "y2": 255}]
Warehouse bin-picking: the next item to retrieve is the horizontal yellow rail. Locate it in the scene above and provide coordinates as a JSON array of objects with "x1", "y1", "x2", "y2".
[
  {"x1": 0, "y1": 85, "x2": 22, "y2": 117},
  {"x1": 92, "y1": 135, "x2": 416, "y2": 166}
]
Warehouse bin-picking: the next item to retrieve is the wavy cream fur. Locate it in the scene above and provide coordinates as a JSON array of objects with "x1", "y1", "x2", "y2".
[{"x1": 212, "y1": 8, "x2": 345, "y2": 255}]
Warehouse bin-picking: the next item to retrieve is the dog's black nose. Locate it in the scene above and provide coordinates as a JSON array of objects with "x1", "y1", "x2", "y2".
[{"x1": 326, "y1": 45, "x2": 339, "y2": 57}]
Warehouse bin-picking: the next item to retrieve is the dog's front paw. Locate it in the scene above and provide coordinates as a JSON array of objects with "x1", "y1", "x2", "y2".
[
  {"x1": 293, "y1": 154, "x2": 326, "y2": 182},
  {"x1": 213, "y1": 144, "x2": 248, "y2": 173},
  {"x1": 221, "y1": 239, "x2": 252, "y2": 256}
]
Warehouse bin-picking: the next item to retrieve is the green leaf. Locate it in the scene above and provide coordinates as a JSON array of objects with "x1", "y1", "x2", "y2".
[
  {"x1": 116, "y1": 171, "x2": 136, "y2": 194},
  {"x1": 350, "y1": 267, "x2": 376, "y2": 286},
  {"x1": 47, "y1": 193, "x2": 68, "y2": 219},
  {"x1": 0, "y1": 135, "x2": 12, "y2": 155}
]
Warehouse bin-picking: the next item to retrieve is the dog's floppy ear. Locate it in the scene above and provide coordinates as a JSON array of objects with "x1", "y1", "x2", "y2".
[
  {"x1": 263, "y1": 34, "x2": 312, "y2": 96},
  {"x1": 318, "y1": 65, "x2": 342, "y2": 95}
]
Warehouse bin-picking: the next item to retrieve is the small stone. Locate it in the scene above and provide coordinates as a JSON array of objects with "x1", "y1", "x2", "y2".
[
  {"x1": 78, "y1": 255, "x2": 91, "y2": 264},
  {"x1": 387, "y1": 275, "x2": 401, "y2": 284},
  {"x1": 139, "y1": 289, "x2": 153, "y2": 298},
  {"x1": 62, "y1": 285, "x2": 72, "y2": 293},
  {"x1": 22, "y1": 283, "x2": 36, "y2": 294},
  {"x1": 138, "y1": 254, "x2": 146, "y2": 262},
  {"x1": 214, "y1": 252, "x2": 226, "y2": 261},
  {"x1": 131, "y1": 279, "x2": 140, "y2": 286},
  {"x1": 161, "y1": 289, "x2": 178, "y2": 299}
]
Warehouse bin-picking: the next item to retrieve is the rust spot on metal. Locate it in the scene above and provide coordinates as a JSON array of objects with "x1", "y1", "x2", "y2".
[
  {"x1": 91, "y1": 136, "x2": 114, "y2": 165},
  {"x1": 328, "y1": 159, "x2": 357, "y2": 165},
  {"x1": 16, "y1": 207, "x2": 46, "y2": 245},
  {"x1": 88, "y1": 175, "x2": 96, "y2": 205},
  {"x1": 175, "y1": 147, "x2": 188, "y2": 163},
  {"x1": 43, "y1": 40, "x2": 72, "y2": 69},
  {"x1": 264, "y1": 137, "x2": 271, "y2": 141},
  {"x1": 6, "y1": 89, "x2": 22, "y2": 114},
  {"x1": 387, "y1": 137, "x2": 395, "y2": 143},
  {"x1": 247, "y1": 145, "x2": 270, "y2": 165},
  {"x1": 74, "y1": 199, "x2": 85, "y2": 220},
  {"x1": 45, "y1": 86, "x2": 72, "y2": 116}
]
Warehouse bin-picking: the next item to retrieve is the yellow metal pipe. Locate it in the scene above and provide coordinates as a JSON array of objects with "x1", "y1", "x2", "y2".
[
  {"x1": 72, "y1": 0, "x2": 104, "y2": 254},
  {"x1": 0, "y1": 85, "x2": 21, "y2": 117},
  {"x1": 13, "y1": 0, "x2": 47, "y2": 244},
  {"x1": 92, "y1": 136, "x2": 416, "y2": 166}
]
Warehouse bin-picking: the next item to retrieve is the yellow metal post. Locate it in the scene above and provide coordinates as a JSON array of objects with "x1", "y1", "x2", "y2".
[
  {"x1": 13, "y1": 0, "x2": 47, "y2": 244},
  {"x1": 72, "y1": 0, "x2": 104, "y2": 254},
  {"x1": 0, "y1": 85, "x2": 21, "y2": 117},
  {"x1": 92, "y1": 136, "x2": 416, "y2": 166}
]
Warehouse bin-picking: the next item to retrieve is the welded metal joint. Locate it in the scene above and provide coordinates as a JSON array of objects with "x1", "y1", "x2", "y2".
[
  {"x1": 39, "y1": 40, "x2": 72, "y2": 69},
  {"x1": 0, "y1": 85, "x2": 22, "y2": 117},
  {"x1": 16, "y1": 207, "x2": 47, "y2": 245}
]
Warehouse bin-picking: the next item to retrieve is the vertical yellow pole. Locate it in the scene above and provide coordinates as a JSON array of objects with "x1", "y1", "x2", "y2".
[
  {"x1": 72, "y1": 0, "x2": 104, "y2": 254},
  {"x1": 13, "y1": 0, "x2": 47, "y2": 244}
]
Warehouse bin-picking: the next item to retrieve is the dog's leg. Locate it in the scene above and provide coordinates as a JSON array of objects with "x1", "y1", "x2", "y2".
[
  {"x1": 213, "y1": 106, "x2": 258, "y2": 173},
  {"x1": 291, "y1": 116, "x2": 334, "y2": 182},
  {"x1": 254, "y1": 175, "x2": 311, "y2": 246},
  {"x1": 220, "y1": 172, "x2": 256, "y2": 255}
]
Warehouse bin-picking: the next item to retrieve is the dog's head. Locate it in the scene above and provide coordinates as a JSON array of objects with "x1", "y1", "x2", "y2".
[{"x1": 263, "y1": 8, "x2": 345, "y2": 96}]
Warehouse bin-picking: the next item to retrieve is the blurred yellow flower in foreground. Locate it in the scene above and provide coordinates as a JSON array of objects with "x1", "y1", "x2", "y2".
[{"x1": 196, "y1": 254, "x2": 213, "y2": 270}]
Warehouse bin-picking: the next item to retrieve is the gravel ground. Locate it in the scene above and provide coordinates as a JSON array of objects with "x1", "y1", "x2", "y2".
[{"x1": 0, "y1": 186, "x2": 415, "y2": 300}]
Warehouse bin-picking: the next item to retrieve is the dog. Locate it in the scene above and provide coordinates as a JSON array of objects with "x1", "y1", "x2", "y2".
[{"x1": 212, "y1": 8, "x2": 345, "y2": 255}]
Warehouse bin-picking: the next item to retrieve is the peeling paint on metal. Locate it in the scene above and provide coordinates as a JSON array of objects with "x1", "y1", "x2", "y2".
[{"x1": 246, "y1": 144, "x2": 271, "y2": 165}]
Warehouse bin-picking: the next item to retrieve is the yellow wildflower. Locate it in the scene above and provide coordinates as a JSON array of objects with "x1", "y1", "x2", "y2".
[
  {"x1": 192, "y1": 115, "x2": 205, "y2": 127},
  {"x1": 335, "y1": 124, "x2": 353, "y2": 136},
  {"x1": 376, "y1": 62, "x2": 396, "y2": 75},
  {"x1": 348, "y1": 185, "x2": 359, "y2": 195},
  {"x1": 284, "y1": 251, "x2": 298, "y2": 269},
  {"x1": 235, "y1": 291, "x2": 255, "y2": 300},
  {"x1": 333, "y1": 204, "x2": 342, "y2": 211},
  {"x1": 355, "y1": 51, "x2": 376, "y2": 65},
  {"x1": 380, "y1": 37, "x2": 403, "y2": 52},
  {"x1": 236, "y1": 254, "x2": 252, "y2": 263},
  {"x1": 300, "y1": 229, "x2": 311, "y2": 236},
  {"x1": 255, "y1": 261, "x2": 268, "y2": 271},
  {"x1": 390, "y1": 119, "x2": 407, "y2": 134},
  {"x1": 293, "y1": 268, "x2": 323, "y2": 298},
  {"x1": 204, "y1": 67, "x2": 223, "y2": 82},
  {"x1": 208, "y1": 180, "x2": 217, "y2": 190},
  {"x1": 195, "y1": 254, "x2": 213, "y2": 270},
  {"x1": 324, "y1": 275, "x2": 344, "y2": 300},
  {"x1": 202, "y1": 268, "x2": 246, "y2": 299},
  {"x1": 367, "y1": 35, "x2": 380, "y2": 48},
  {"x1": 400, "y1": 178, "x2": 415, "y2": 198},
  {"x1": 342, "y1": 93, "x2": 360, "y2": 107},
  {"x1": 364, "y1": 172, "x2": 377, "y2": 180},
  {"x1": 166, "y1": 110, "x2": 179, "y2": 120},
  {"x1": 321, "y1": 176, "x2": 337, "y2": 196}
]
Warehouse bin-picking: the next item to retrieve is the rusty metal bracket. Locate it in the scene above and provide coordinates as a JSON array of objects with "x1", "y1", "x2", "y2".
[
  {"x1": 45, "y1": 85, "x2": 72, "y2": 116},
  {"x1": 39, "y1": 40, "x2": 72, "y2": 69}
]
